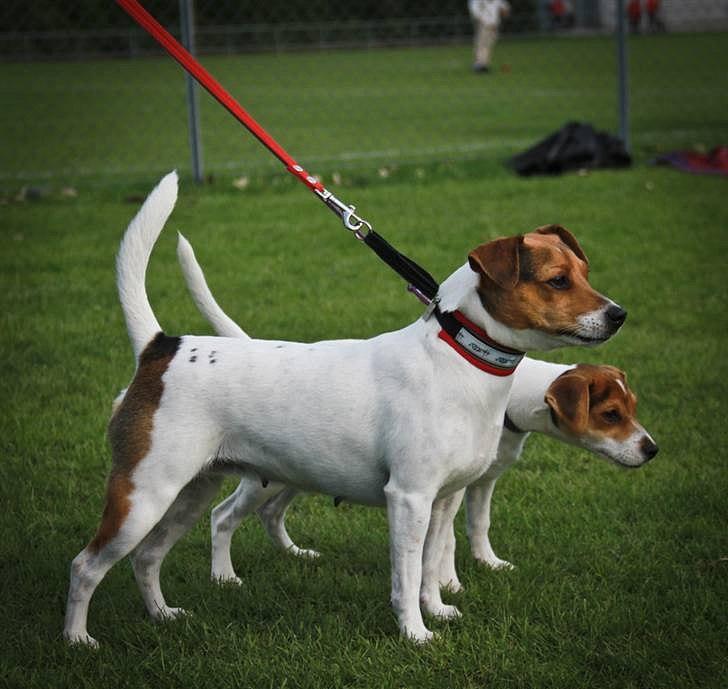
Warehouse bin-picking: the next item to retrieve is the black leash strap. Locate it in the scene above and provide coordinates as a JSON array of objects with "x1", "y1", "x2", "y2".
[
  {"x1": 503, "y1": 412, "x2": 525, "y2": 434},
  {"x1": 362, "y1": 230, "x2": 440, "y2": 304}
]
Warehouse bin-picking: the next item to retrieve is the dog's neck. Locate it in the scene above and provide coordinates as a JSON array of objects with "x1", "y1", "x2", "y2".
[
  {"x1": 434, "y1": 308, "x2": 524, "y2": 376},
  {"x1": 504, "y1": 358, "x2": 574, "y2": 436},
  {"x1": 434, "y1": 264, "x2": 524, "y2": 376}
]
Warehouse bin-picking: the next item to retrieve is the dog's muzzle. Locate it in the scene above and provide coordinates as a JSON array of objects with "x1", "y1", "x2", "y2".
[
  {"x1": 605, "y1": 304, "x2": 627, "y2": 332},
  {"x1": 640, "y1": 436, "x2": 659, "y2": 462}
]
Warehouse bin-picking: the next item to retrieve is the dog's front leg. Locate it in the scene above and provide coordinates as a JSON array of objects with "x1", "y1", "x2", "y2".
[
  {"x1": 420, "y1": 491, "x2": 464, "y2": 619},
  {"x1": 384, "y1": 482, "x2": 435, "y2": 643},
  {"x1": 465, "y1": 479, "x2": 513, "y2": 570}
]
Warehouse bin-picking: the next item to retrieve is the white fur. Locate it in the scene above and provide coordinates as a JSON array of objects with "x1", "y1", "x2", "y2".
[
  {"x1": 64, "y1": 173, "x2": 619, "y2": 646},
  {"x1": 179, "y1": 254, "x2": 655, "y2": 590},
  {"x1": 176, "y1": 233, "x2": 248, "y2": 340},
  {"x1": 116, "y1": 171, "x2": 178, "y2": 361}
]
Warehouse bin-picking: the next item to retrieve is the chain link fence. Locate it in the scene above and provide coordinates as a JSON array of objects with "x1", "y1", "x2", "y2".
[{"x1": 1, "y1": 0, "x2": 726, "y2": 187}]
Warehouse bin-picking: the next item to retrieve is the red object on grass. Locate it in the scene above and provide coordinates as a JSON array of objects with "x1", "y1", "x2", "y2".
[{"x1": 656, "y1": 146, "x2": 728, "y2": 176}]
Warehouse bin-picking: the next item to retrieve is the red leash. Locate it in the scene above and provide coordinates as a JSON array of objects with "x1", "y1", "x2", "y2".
[
  {"x1": 117, "y1": 1, "x2": 530, "y2": 370},
  {"x1": 117, "y1": 0, "x2": 442, "y2": 305},
  {"x1": 116, "y1": 0, "x2": 371, "y2": 238}
]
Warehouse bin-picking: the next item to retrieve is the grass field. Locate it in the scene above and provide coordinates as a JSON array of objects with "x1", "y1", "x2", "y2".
[
  {"x1": 2, "y1": 32, "x2": 727, "y2": 186},
  {"x1": 2, "y1": 34, "x2": 728, "y2": 689}
]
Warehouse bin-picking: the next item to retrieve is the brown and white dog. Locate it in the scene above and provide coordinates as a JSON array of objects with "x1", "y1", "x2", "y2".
[
  {"x1": 64, "y1": 172, "x2": 627, "y2": 646},
  {"x1": 174, "y1": 236, "x2": 657, "y2": 592}
]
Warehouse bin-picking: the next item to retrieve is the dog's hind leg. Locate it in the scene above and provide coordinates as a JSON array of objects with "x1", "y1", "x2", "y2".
[
  {"x1": 64, "y1": 480, "x2": 193, "y2": 647},
  {"x1": 64, "y1": 433, "x2": 221, "y2": 647},
  {"x1": 131, "y1": 472, "x2": 224, "y2": 621},
  {"x1": 257, "y1": 487, "x2": 319, "y2": 559},
  {"x1": 420, "y1": 490, "x2": 464, "y2": 621},
  {"x1": 210, "y1": 474, "x2": 282, "y2": 584}
]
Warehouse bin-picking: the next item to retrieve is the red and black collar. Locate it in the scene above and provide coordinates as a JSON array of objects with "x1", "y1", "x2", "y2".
[{"x1": 434, "y1": 308, "x2": 524, "y2": 376}]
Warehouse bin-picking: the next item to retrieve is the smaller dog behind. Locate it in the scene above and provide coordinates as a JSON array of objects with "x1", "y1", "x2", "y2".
[{"x1": 176, "y1": 236, "x2": 658, "y2": 591}]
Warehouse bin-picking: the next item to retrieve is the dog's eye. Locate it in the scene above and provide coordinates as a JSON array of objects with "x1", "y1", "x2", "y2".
[
  {"x1": 547, "y1": 275, "x2": 570, "y2": 290},
  {"x1": 602, "y1": 409, "x2": 622, "y2": 424}
]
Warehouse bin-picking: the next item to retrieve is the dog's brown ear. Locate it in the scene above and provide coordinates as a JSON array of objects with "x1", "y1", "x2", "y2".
[
  {"x1": 534, "y1": 224, "x2": 589, "y2": 265},
  {"x1": 545, "y1": 370, "x2": 590, "y2": 436},
  {"x1": 468, "y1": 235, "x2": 523, "y2": 289}
]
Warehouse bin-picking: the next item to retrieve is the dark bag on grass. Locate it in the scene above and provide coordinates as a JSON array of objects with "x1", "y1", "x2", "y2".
[{"x1": 508, "y1": 121, "x2": 631, "y2": 176}]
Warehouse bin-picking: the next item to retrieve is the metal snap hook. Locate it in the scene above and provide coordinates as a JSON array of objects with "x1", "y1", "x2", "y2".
[
  {"x1": 316, "y1": 188, "x2": 372, "y2": 240},
  {"x1": 342, "y1": 206, "x2": 372, "y2": 240}
]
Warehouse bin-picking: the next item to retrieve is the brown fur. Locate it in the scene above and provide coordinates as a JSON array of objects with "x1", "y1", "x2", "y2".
[
  {"x1": 545, "y1": 364, "x2": 639, "y2": 443},
  {"x1": 89, "y1": 333, "x2": 181, "y2": 553},
  {"x1": 469, "y1": 224, "x2": 607, "y2": 334}
]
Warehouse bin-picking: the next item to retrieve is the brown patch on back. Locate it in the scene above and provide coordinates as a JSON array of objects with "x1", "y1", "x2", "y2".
[
  {"x1": 469, "y1": 225, "x2": 607, "y2": 333},
  {"x1": 546, "y1": 364, "x2": 639, "y2": 443},
  {"x1": 89, "y1": 332, "x2": 181, "y2": 553}
]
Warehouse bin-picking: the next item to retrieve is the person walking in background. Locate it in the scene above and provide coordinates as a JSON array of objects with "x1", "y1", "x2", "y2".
[
  {"x1": 646, "y1": 0, "x2": 666, "y2": 32},
  {"x1": 468, "y1": 0, "x2": 511, "y2": 73},
  {"x1": 548, "y1": 0, "x2": 575, "y2": 30},
  {"x1": 627, "y1": 0, "x2": 642, "y2": 33}
]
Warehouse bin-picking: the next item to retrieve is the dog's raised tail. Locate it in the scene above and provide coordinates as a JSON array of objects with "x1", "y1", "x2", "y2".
[
  {"x1": 116, "y1": 171, "x2": 178, "y2": 362},
  {"x1": 176, "y1": 233, "x2": 249, "y2": 339}
]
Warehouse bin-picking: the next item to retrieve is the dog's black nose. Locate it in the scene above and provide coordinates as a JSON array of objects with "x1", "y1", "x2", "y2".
[
  {"x1": 606, "y1": 304, "x2": 627, "y2": 327},
  {"x1": 640, "y1": 437, "x2": 659, "y2": 461}
]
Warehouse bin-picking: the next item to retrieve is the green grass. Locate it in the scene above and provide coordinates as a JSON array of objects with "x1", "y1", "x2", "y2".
[
  {"x1": 1, "y1": 32, "x2": 727, "y2": 186},
  {"x1": 2, "y1": 156, "x2": 727, "y2": 689},
  {"x1": 1, "y1": 34, "x2": 727, "y2": 689}
]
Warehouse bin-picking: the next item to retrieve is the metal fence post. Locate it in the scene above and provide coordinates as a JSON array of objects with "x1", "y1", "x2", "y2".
[
  {"x1": 180, "y1": 0, "x2": 204, "y2": 183},
  {"x1": 616, "y1": 0, "x2": 630, "y2": 152}
]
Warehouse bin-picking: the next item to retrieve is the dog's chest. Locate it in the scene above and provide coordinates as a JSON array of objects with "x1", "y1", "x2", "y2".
[{"x1": 436, "y1": 420, "x2": 503, "y2": 496}]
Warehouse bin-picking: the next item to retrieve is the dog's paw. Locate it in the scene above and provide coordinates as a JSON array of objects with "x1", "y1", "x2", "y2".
[
  {"x1": 289, "y1": 546, "x2": 321, "y2": 559},
  {"x1": 430, "y1": 603, "x2": 462, "y2": 621},
  {"x1": 153, "y1": 605, "x2": 189, "y2": 622},
  {"x1": 477, "y1": 556, "x2": 514, "y2": 571},
  {"x1": 212, "y1": 573, "x2": 243, "y2": 586},
  {"x1": 439, "y1": 577, "x2": 464, "y2": 594},
  {"x1": 402, "y1": 625, "x2": 436, "y2": 644},
  {"x1": 64, "y1": 631, "x2": 99, "y2": 649}
]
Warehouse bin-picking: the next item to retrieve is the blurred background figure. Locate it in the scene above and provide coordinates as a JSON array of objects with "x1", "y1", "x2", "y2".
[
  {"x1": 646, "y1": 0, "x2": 666, "y2": 32},
  {"x1": 468, "y1": 0, "x2": 511, "y2": 73},
  {"x1": 548, "y1": 0, "x2": 575, "y2": 30},
  {"x1": 628, "y1": 0, "x2": 642, "y2": 33}
]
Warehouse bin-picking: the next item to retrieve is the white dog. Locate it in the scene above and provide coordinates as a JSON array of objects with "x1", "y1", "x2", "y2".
[
  {"x1": 64, "y1": 172, "x2": 627, "y2": 646},
  {"x1": 173, "y1": 236, "x2": 658, "y2": 591}
]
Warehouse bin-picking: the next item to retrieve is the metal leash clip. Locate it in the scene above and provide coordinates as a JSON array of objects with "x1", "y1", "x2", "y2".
[{"x1": 315, "y1": 188, "x2": 372, "y2": 240}]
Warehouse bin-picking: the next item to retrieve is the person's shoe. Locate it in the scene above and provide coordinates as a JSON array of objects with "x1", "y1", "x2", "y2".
[{"x1": 473, "y1": 64, "x2": 490, "y2": 73}]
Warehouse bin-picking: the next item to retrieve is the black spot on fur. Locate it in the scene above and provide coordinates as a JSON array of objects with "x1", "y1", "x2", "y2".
[
  {"x1": 189, "y1": 356, "x2": 197, "y2": 363},
  {"x1": 141, "y1": 332, "x2": 182, "y2": 365}
]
